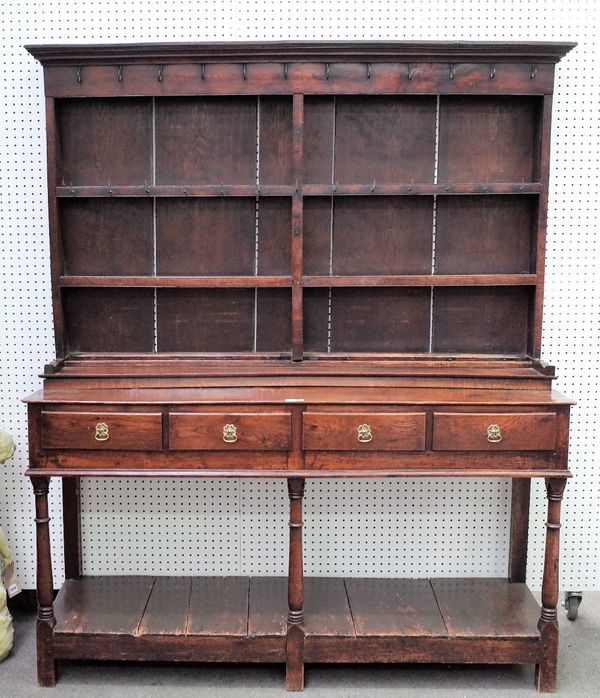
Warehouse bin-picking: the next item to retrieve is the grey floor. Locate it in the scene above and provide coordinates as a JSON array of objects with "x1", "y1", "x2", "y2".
[{"x1": 3, "y1": 592, "x2": 599, "y2": 697}]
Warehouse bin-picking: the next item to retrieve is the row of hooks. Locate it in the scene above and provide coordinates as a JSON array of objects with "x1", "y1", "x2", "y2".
[{"x1": 73, "y1": 62, "x2": 540, "y2": 84}]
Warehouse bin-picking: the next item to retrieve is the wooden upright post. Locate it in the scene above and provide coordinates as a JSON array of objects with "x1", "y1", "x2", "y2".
[
  {"x1": 508, "y1": 478, "x2": 531, "y2": 583},
  {"x1": 535, "y1": 477, "x2": 567, "y2": 692},
  {"x1": 31, "y1": 476, "x2": 57, "y2": 686},
  {"x1": 286, "y1": 477, "x2": 305, "y2": 691}
]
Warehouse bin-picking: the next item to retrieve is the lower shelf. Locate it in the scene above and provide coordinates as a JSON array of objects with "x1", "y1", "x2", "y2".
[{"x1": 52, "y1": 576, "x2": 543, "y2": 665}]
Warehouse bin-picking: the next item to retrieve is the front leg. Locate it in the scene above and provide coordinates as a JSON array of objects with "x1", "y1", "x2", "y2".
[
  {"x1": 286, "y1": 477, "x2": 305, "y2": 691},
  {"x1": 535, "y1": 477, "x2": 566, "y2": 692},
  {"x1": 31, "y1": 476, "x2": 57, "y2": 686}
]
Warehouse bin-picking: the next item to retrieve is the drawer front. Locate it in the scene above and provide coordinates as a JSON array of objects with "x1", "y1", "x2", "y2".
[
  {"x1": 303, "y1": 412, "x2": 426, "y2": 451},
  {"x1": 41, "y1": 411, "x2": 163, "y2": 451},
  {"x1": 169, "y1": 413, "x2": 291, "y2": 451},
  {"x1": 432, "y1": 412, "x2": 557, "y2": 451}
]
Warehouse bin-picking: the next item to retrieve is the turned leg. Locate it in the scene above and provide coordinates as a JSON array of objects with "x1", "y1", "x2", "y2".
[
  {"x1": 286, "y1": 477, "x2": 305, "y2": 691},
  {"x1": 31, "y1": 476, "x2": 57, "y2": 686},
  {"x1": 535, "y1": 477, "x2": 566, "y2": 692},
  {"x1": 508, "y1": 478, "x2": 531, "y2": 583},
  {"x1": 62, "y1": 477, "x2": 82, "y2": 580}
]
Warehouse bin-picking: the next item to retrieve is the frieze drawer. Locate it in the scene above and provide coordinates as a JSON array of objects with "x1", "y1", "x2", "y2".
[
  {"x1": 302, "y1": 412, "x2": 427, "y2": 451},
  {"x1": 169, "y1": 412, "x2": 292, "y2": 450},
  {"x1": 432, "y1": 412, "x2": 557, "y2": 451},
  {"x1": 41, "y1": 411, "x2": 163, "y2": 451}
]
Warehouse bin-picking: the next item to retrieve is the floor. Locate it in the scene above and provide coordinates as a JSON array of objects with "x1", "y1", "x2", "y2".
[{"x1": 2, "y1": 592, "x2": 598, "y2": 698}]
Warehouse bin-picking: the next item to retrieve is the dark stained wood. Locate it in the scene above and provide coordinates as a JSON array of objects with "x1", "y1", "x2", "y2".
[
  {"x1": 62, "y1": 477, "x2": 82, "y2": 580},
  {"x1": 31, "y1": 476, "x2": 57, "y2": 686},
  {"x1": 60, "y1": 199, "x2": 154, "y2": 276},
  {"x1": 431, "y1": 578, "x2": 540, "y2": 638},
  {"x1": 138, "y1": 576, "x2": 191, "y2": 635},
  {"x1": 260, "y1": 96, "x2": 293, "y2": 185},
  {"x1": 154, "y1": 97, "x2": 256, "y2": 184},
  {"x1": 345, "y1": 578, "x2": 447, "y2": 637},
  {"x1": 536, "y1": 478, "x2": 566, "y2": 692},
  {"x1": 432, "y1": 286, "x2": 531, "y2": 354},
  {"x1": 187, "y1": 577, "x2": 249, "y2": 636},
  {"x1": 53, "y1": 576, "x2": 155, "y2": 634},
  {"x1": 256, "y1": 289, "x2": 292, "y2": 352},
  {"x1": 303, "y1": 412, "x2": 426, "y2": 451},
  {"x1": 432, "y1": 412, "x2": 556, "y2": 451},
  {"x1": 63, "y1": 288, "x2": 155, "y2": 353},
  {"x1": 25, "y1": 40, "x2": 575, "y2": 693},
  {"x1": 438, "y1": 96, "x2": 537, "y2": 182},
  {"x1": 169, "y1": 412, "x2": 291, "y2": 450},
  {"x1": 291, "y1": 94, "x2": 304, "y2": 361},
  {"x1": 435, "y1": 196, "x2": 534, "y2": 274},
  {"x1": 331, "y1": 288, "x2": 431, "y2": 352},
  {"x1": 156, "y1": 198, "x2": 255, "y2": 275},
  {"x1": 28, "y1": 40, "x2": 575, "y2": 66},
  {"x1": 332, "y1": 197, "x2": 433, "y2": 275},
  {"x1": 57, "y1": 98, "x2": 152, "y2": 186},
  {"x1": 157, "y1": 288, "x2": 255, "y2": 352},
  {"x1": 248, "y1": 577, "x2": 288, "y2": 636},
  {"x1": 42, "y1": 410, "x2": 163, "y2": 450},
  {"x1": 509, "y1": 478, "x2": 531, "y2": 583},
  {"x1": 303, "y1": 197, "x2": 332, "y2": 275},
  {"x1": 303, "y1": 578, "x2": 354, "y2": 637},
  {"x1": 257, "y1": 198, "x2": 292, "y2": 275},
  {"x1": 60, "y1": 275, "x2": 292, "y2": 288},
  {"x1": 304, "y1": 97, "x2": 334, "y2": 184},
  {"x1": 334, "y1": 96, "x2": 436, "y2": 183},
  {"x1": 304, "y1": 636, "x2": 543, "y2": 664}
]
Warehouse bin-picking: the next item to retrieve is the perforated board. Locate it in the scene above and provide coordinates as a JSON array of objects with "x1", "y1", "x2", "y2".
[{"x1": 0, "y1": 1, "x2": 597, "y2": 590}]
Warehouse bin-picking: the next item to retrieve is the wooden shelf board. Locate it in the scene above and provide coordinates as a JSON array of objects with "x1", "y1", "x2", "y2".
[
  {"x1": 59, "y1": 275, "x2": 292, "y2": 288},
  {"x1": 56, "y1": 183, "x2": 542, "y2": 198},
  {"x1": 53, "y1": 576, "x2": 540, "y2": 642}
]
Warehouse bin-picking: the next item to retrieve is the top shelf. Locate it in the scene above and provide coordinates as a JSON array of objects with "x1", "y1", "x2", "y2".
[{"x1": 56, "y1": 183, "x2": 544, "y2": 198}]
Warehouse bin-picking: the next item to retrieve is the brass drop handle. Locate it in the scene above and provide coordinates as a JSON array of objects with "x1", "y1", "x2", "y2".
[
  {"x1": 223, "y1": 423, "x2": 238, "y2": 443},
  {"x1": 357, "y1": 424, "x2": 373, "y2": 443},
  {"x1": 94, "y1": 422, "x2": 110, "y2": 442},
  {"x1": 486, "y1": 424, "x2": 502, "y2": 443}
]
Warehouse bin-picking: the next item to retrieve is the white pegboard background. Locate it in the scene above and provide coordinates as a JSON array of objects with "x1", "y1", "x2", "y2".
[{"x1": 0, "y1": 1, "x2": 598, "y2": 590}]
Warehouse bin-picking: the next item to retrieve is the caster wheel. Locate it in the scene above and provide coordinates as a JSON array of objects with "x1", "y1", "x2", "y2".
[{"x1": 563, "y1": 591, "x2": 582, "y2": 620}]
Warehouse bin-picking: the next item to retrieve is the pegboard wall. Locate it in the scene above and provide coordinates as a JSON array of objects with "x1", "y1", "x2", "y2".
[{"x1": 0, "y1": 1, "x2": 598, "y2": 590}]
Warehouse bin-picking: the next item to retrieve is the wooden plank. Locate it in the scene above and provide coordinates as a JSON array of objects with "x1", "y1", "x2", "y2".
[
  {"x1": 257, "y1": 198, "x2": 292, "y2": 276},
  {"x1": 431, "y1": 578, "x2": 541, "y2": 638},
  {"x1": 438, "y1": 96, "x2": 537, "y2": 183},
  {"x1": 156, "y1": 198, "x2": 256, "y2": 276},
  {"x1": 509, "y1": 478, "x2": 531, "y2": 583},
  {"x1": 60, "y1": 275, "x2": 292, "y2": 287},
  {"x1": 332, "y1": 197, "x2": 433, "y2": 275},
  {"x1": 54, "y1": 576, "x2": 155, "y2": 634},
  {"x1": 432, "y1": 286, "x2": 531, "y2": 354},
  {"x1": 304, "y1": 636, "x2": 542, "y2": 664},
  {"x1": 304, "y1": 97, "x2": 334, "y2": 184},
  {"x1": 63, "y1": 288, "x2": 155, "y2": 353},
  {"x1": 154, "y1": 97, "x2": 256, "y2": 185},
  {"x1": 345, "y1": 578, "x2": 447, "y2": 637},
  {"x1": 156, "y1": 288, "x2": 255, "y2": 352},
  {"x1": 256, "y1": 289, "x2": 292, "y2": 352},
  {"x1": 187, "y1": 577, "x2": 249, "y2": 636},
  {"x1": 305, "y1": 274, "x2": 537, "y2": 287},
  {"x1": 248, "y1": 577, "x2": 287, "y2": 637},
  {"x1": 138, "y1": 576, "x2": 191, "y2": 635},
  {"x1": 259, "y1": 96, "x2": 293, "y2": 184},
  {"x1": 56, "y1": 98, "x2": 153, "y2": 185},
  {"x1": 60, "y1": 199, "x2": 154, "y2": 276},
  {"x1": 435, "y1": 196, "x2": 534, "y2": 275},
  {"x1": 303, "y1": 578, "x2": 355, "y2": 637},
  {"x1": 331, "y1": 288, "x2": 431, "y2": 352},
  {"x1": 291, "y1": 93, "x2": 304, "y2": 361}
]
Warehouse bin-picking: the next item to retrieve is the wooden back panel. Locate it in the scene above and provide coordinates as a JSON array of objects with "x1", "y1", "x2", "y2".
[{"x1": 28, "y1": 41, "x2": 575, "y2": 360}]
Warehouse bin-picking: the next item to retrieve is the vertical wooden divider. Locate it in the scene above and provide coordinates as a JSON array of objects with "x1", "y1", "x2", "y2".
[
  {"x1": 531, "y1": 94, "x2": 553, "y2": 356},
  {"x1": 291, "y1": 94, "x2": 304, "y2": 361},
  {"x1": 45, "y1": 97, "x2": 65, "y2": 357}
]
